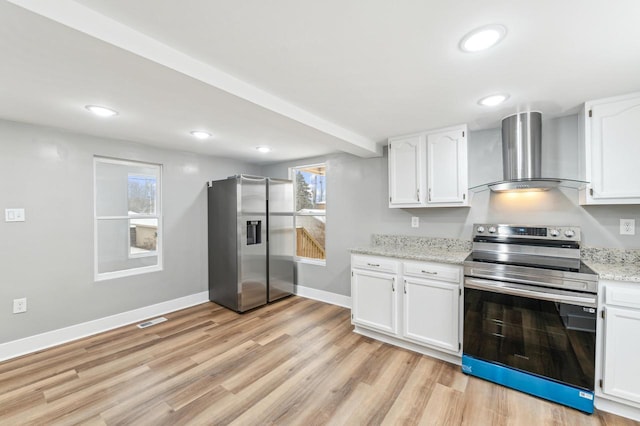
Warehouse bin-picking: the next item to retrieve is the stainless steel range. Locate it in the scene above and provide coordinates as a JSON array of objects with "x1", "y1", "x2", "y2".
[{"x1": 462, "y1": 224, "x2": 599, "y2": 413}]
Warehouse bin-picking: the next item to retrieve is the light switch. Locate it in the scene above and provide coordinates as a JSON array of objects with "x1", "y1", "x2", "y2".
[
  {"x1": 5, "y1": 208, "x2": 25, "y2": 222},
  {"x1": 411, "y1": 217, "x2": 419, "y2": 228}
]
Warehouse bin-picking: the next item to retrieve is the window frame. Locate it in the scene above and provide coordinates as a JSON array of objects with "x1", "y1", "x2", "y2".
[
  {"x1": 94, "y1": 156, "x2": 163, "y2": 281},
  {"x1": 289, "y1": 162, "x2": 326, "y2": 266}
]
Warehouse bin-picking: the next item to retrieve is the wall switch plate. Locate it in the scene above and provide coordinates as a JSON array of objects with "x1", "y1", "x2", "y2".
[
  {"x1": 620, "y1": 219, "x2": 636, "y2": 235},
  {"x1": 411, "y1": 217, "x2": 419, "y2": 228},
  {"x1": 13, "y1": 298, "x2": 27, "y2": 314},
  {"x1": 5, "y1": 208, "x2": 25, "y2": 222}
]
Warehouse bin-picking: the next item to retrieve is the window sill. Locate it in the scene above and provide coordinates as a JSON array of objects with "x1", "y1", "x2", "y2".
[
  {"x1": 128, "y1": 250, "x2": 158, "y2": 259},
  {"x1": 95, "y1": 264, "x2": 163, "y2": 282},
  {"x1": 295, "y1": 257, "x2": 326, "y2": 267}
]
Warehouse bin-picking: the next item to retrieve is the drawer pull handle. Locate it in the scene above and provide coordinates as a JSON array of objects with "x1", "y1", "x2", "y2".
[
  {"x1": 421, "y1": 270, "x2": 438, "y2": 275},
  {"x1": 367, "y1": 263, "x2": 380, "y2": 267}
]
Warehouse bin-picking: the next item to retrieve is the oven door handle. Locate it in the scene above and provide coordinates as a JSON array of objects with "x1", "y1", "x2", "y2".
[{"x1": 464, "y1": 277, "x2": 597, "y2": 307}]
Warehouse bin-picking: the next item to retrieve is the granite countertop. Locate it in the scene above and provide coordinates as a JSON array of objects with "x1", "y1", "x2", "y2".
[
  {"x1": 351, "y1": 235, "x2": 640, "y2": 282},
  {"x1": 350, "y1": 234, "x2": 471, "y2": 265},
  {"x1": 582, "y1": 247, "x2": 640, "y2": 283}
]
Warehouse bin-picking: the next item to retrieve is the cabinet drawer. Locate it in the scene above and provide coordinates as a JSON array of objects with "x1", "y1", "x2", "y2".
[
  {"x1": 403, "y1": 261, "x2": 460, "y2": 283},
  {"x1": 605, "y1": 282, "x2": 640, "y2": 310},
  {"x1": 352, "y1": 255, "x2": 399, "y2": 274}
]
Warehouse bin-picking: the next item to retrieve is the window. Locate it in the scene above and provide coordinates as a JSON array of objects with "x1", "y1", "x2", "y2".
[
  {"x1": 290, "y1": 163, "x2": 326, "y2": 262},
  {"x1": 94, "y1": 157, "x2": 162, "y2": 280}
]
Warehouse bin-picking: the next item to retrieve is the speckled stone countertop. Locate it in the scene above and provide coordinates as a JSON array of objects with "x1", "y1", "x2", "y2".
[
  {"x1": 582, "y1": 247, "x2": 640, "y2": 283},
  {"x1": 350, "y1": 234, "x2": 471, "y2": 265},
  {"x1": 351, "y1": 236, "x2": 640, "y2": 281}
]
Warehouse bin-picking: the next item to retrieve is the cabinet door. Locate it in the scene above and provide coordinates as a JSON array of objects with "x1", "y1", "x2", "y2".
[
  {"x1": 602, "y1": 306, "x2": 640, "y2": 403},
  {"x1": 585, "y1": 94, "x2": 640, "y2": 203},
  {"x1": 351, "y1": 269, "x2": 398, "y2": 334},
  {"x1": 426, "y1": 127, "x2": 468, "y2": 206},
  {"x1": 388, "y1": 135, "x2": 426, "y2": 207},
  {"x1": 402, "y1": 276, "x2": 459, "y2": 352}
]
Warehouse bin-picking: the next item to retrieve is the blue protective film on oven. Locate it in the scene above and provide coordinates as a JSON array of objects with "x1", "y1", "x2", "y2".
[{"x1": 462, "y1": 354, "x2": 594, "y2": 414}]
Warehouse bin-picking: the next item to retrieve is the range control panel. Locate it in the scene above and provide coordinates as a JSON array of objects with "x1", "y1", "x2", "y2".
[{"x1": 472, "y1": 224, "x2": 581, "y2": 241}]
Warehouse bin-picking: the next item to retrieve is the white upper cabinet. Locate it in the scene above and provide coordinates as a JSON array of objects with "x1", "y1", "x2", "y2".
[
  {"x1": 388, "y1": 125, "x2": 468, "y2": 208},
  {"x1": 388, "y1": 134, "x2": 426, "y2": 207},
  {"x1": 580, "y1": 92, "x2": 640, "y2": 205},
  {"x1": 427, "y1": 127, "x2": 468, "y2": 205}
]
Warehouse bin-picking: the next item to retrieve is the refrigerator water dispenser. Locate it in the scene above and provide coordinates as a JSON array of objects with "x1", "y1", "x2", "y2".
[{"x1": 246, "y1": 220, "x2": 262, "y2": 245}]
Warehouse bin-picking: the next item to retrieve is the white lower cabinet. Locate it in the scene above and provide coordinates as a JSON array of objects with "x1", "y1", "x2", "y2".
[
  {"x1": 598, "y1": 280, "x2": 640, "y2": 410},
  {"x1": 402, "y1": 276, "x2": 460, "y2": 352},
  {"x1": 602, "y1": 306, "x2": 640, "y2": 403},
  {"x1": 351, "y1": 254, "x2": 462, "y2": 359},
  {"x1": 351, "y1": 268, "x2": 398, "y2": 334}
]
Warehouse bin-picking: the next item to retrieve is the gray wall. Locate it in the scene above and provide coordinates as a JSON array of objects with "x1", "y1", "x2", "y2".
[
  {"x1": 0, "y1": 119, "x2": 259, "y2": 343},
  {"x1": 3, "y1": 114, "x2": 638, "y2": 343},
  {"x1": 262, "y1": 115, "x2": 640, "y2": 297}
]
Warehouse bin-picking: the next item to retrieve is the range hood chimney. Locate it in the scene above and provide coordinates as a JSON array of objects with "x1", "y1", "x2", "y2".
[
  {"x1": 488, "y1": 111, "x2": 560, "y2": 192},
  {"x1": 468, "y1": 111, "x2": 587, "y2": 193}
]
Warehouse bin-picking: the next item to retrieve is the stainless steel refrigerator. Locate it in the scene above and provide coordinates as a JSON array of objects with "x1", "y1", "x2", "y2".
[{"x1": 207, "y1": 175, "x2": 294, "y2": 312}]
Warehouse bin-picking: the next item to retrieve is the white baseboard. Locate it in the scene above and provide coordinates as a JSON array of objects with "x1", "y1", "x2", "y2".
[
  {"x1": 294, "y1": 285, "x2": 351, "y2": 308},
  {"x1": 0, "y1": 291, "x2": 209, "y2": 362}
]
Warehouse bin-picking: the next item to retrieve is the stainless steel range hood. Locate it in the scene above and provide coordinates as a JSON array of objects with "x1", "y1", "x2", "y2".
[{"x1": 471, "y1": 111, "x2": 587, "y2": 193}]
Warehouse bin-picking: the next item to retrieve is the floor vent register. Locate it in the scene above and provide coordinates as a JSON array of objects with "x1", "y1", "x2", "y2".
[{"x1": 137, "y1": 317, "x2": 167, "y2": 329}]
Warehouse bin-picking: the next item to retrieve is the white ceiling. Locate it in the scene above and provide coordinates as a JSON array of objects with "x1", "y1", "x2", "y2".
[{"x1": 3, "y1": 0, "x2": 640, "y2": 164}]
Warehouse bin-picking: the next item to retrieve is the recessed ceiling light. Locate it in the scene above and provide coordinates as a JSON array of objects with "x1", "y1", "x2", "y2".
[
  {"x1": 460, "y1": 24, "x2": 507, "y2": 52},
  {"x1": 190, "y1": 130, "x2": 211, "y2": 139},
  {"x1": 478, "y1": 94, "x2": 510, "y2": 106},
  {"x1": 256, "y1": 146, "x2": 271, "y2": 153},
  {"x1": 85, "y1": 105, "x2": 118, "y2": 117}
]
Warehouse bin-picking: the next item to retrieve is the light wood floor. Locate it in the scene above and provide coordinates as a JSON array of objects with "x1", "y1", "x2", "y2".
[{"x1": 1, "y1": 296, "x2": 638, "y2": 425}]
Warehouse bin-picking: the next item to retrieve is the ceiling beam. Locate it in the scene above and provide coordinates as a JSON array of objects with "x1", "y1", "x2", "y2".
[{"x1": 8, "y1": 0, "x2": 382, "y2": 158}]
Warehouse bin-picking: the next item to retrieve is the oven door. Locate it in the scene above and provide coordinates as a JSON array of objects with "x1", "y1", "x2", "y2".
[{"x1": 464, "y1": 277, "x2": 597, "y2": 391}]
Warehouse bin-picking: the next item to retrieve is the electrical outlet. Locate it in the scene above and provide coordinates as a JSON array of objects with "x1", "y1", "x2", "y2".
[
  {"x1": 13, "y1": 298, "x2": 27, "y2": 314},
  {"x1": 620, "y1": 219, "x2": 635, "y2": 235},
  {"x1": 411, "y1": 217, "x2": 419, "y2": 228}
]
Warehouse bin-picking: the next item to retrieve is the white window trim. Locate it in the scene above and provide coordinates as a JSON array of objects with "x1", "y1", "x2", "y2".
[
  {"x1": 289, "y1": 162, "x2": 326, "y2": 266},
  {"x1": 94, "y1": 157, "x2": 163, "y2": 282}
]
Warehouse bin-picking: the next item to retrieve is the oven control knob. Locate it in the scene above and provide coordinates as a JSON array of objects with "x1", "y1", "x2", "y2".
[
  {"x1": 564, "y1": 229, "x2": 575, "y2": 238},
  {"x1": 550, "y1": 229, "x2": 560, "y2": 237},
  {"x1": 488, "y1": 226, "x2": 497, "y2": 234},
  {"x1": 476, "y1": 226, "x2": 485, "y2": 233}
]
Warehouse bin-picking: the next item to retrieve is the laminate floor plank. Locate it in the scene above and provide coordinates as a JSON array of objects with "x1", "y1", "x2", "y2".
[
  {"x1": 418, "y1": 382, "x2": 465, "y2": 425},
  {"x1": 380, "y1": 356, "x2": 441, "y2": 425},
  {"x1": 1, "y1": 297, "x2": 638, "y2": 426},
  {"x1": 282, "y1": 342, "x2": 384, "y2": 425},
  {"x1": 228, "y1": 342, "x2": 361, "y2": 424},
  {"x1": 338, "y1": 348, "x2": 419, "y2": 425}
]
